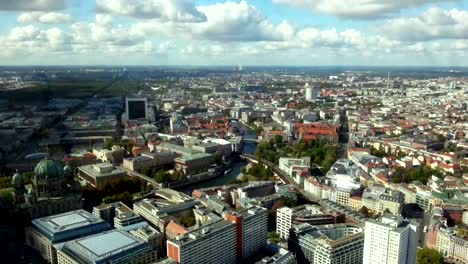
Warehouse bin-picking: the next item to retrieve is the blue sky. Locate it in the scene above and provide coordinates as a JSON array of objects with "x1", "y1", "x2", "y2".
[{"x1": 0, "y1": 0, "x2": 468, "y2": 66}]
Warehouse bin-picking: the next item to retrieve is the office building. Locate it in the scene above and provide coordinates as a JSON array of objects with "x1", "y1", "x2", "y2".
[
  {"x1": 363, "y1": 214, "x2": 419, "y2": 264},
  {"x1": 129, "y1": 224, "x2": 164, "y2": 255},
  {"x1": 133, "y1": 193, "x2": 198, "y2": 232},
  {"x1": 126, "y1": 97, "x2": 148, "y2": 120},
  {"x1": 25, "y1": 210, "x2": 110, "y2": 264},
  {"x1": 78, "y1": 163, "x2": 127, "y2": 188},
  {"x1": 167, "y1": 219, "x2": 237, "y2": 264},
  {"x1": 277, "y1": 205, "x2": 339, "y2": 240},
  {"x1": 57, "y1": 229, "x2": 156, "y2": 264},
  {"x1": 224, "y1": 206, "x2": 268, "y2": 259},
  {"x1": 256, "y1": 248, "x2": 297, "y2": 264},
  {"x1": 92, "y1": 201, "x2": 144, "y2": 229},
  {"x1": 289, "y1": 223, "x2": 364, "y2": 264}
]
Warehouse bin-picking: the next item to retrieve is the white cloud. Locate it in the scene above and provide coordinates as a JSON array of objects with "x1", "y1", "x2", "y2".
[
  {"x1": 272, "y1": 0, "x2": 455, "y2": 19},
  {"x1": 18, "y1": 12, "x2": 72, "y2": 24},
  {"x1": 193, "y1": 1, "x2": 295, "y2": 42},
  {"x1": 0, "y1": 0, "x2": 66, "y2": 11},
  {"x1": 96, "y1": 0, "x2": 206, "y2": 22},
  {"x1": 132, "y1": 1, "x2": 296, "y2": 42},
  {"x1": 379, "y1": 8, "x2": 468, "y2": 41}
]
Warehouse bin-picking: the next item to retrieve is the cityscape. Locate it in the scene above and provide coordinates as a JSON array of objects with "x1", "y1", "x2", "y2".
[{"x1": 0, "y1": 1, "x2": 468, "y2": 264}]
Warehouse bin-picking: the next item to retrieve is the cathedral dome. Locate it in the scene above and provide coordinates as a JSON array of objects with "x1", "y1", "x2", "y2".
[
  {"x1": 12, "y1": 171, "x2": 23, "y2": 186},
  {"x1": 63, "y1": 164, "x2": 73, "y2": 175},
  {"x1": 34, "y1": 159, "x2": 64, "y2": 180}
]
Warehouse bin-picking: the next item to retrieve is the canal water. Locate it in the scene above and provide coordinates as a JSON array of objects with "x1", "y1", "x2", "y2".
[{"x1": 180, "y1": 122, "x2": 257, "y2": 193}]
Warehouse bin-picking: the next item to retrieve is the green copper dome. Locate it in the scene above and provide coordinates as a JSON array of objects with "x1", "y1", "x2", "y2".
[
  {"x1": 63, "y1": 164, "x2": 72, "y2": 175},
  {"x1": 12, "y1": 171, "x2": 23, "y2": 186},
  {"x1": 34, "y1": 159, "x2": 64, "y2": 180}
]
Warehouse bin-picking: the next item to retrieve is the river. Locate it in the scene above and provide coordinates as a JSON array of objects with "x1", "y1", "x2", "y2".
[{"x1": 180, "y1": 121, "x2": 257, "y2": 193}]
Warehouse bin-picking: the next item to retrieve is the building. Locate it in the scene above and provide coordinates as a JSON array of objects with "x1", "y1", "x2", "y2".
[
  {"x1": 6, "y1": 157, "x2": 82, "y2": 219},
  {"x1": 362, "y1": 186, "x2": 404, "y2": 214},
  {"x1": 277, "y1": 205, "x2": 339, "y2": 240},
  {"x1": 133, "y1": 194, "x2": 198, "y2": 233},
  {"x1": 223, "y1": 206, "x2": 268, "y2": 259},
  {"x1": 123, "y1": 151, "x2": 176, "y2": 172},
  {"x1": 78, "y1": 163, "x2": 127, "y2": 188},
  {"x1": 304, "y1": 83, "x2": 319, "y2": 102},
  {"x1": 25, "y1": 210, "x2": 110, "y2": 264},
  {"x1": 255, "y1": 248, "x2": 297, "y2": 264},
  {"x1": 166, "y1": 219, "x2": 237, "y2": 264},
  {"x1": 289, "y1": 223, "x2": 364, "y2": 264},
  {"x1": 57, "y1": 229, "x2": 156, "y2": 264},
  {"x1": 278, "y1": 157, "x2": 311, "y2": 186},
  {"x1": 363, "y1": 214, "x2": 419, "y2": 264},
  {"x1": 174, "y1": 152, "x2": 212, "y2": 175},
  {"x1": 126, "y1": 97, "x2": 148, "y2": 120},
  {"x1": 294, "y1": 124, "x2": 339, "y2": 143},
  {"x1": 92, "y1": 201, "x2": 144, "y2": 229},
  {"x1": 231, "y1": 181, "x2": 276, "y2": 204},
  {"x1": 129, "y1": 224, "x2": 164, "y2": 255},
  {"x1": 92, "y1": 146, "x2": 125, "y2": 164}
]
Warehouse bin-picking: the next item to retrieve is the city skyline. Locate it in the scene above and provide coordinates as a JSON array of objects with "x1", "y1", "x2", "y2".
[{"x1": 0, "y1": 0, "x2": 468, "y2": 66}]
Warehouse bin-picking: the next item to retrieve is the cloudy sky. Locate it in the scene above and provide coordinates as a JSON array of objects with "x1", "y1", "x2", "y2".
[{"x1": 1, "y1": 0, "x2": 468, "y2": 66}]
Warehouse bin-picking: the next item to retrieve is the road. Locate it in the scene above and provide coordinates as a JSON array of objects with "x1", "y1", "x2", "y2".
[
  {"x1": 241, "y1": 153, "x2": 367, "y2": 225},
  {"x1": 241, "y1": 153, "x2": 320, "y2": 203}
]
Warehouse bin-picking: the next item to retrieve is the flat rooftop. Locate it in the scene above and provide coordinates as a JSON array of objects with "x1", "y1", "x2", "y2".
[
  {"x1": 61, "y1": 230, "x2": 147, "y2": 262},
  {"x1": 78, "y1": 163, "x2": 126, "y2": 178},
  {"x1": 170, "y1": 219, "x2": 234, "y2": 246},
  {"x1": 32, "y1": 210, "x2": 109, "y2": 243}
]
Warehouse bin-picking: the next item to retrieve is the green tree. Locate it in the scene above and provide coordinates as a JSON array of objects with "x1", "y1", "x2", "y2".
[
  {"x1": 154, "y1": 171, "x2": 171, "y2": 183},
  {"x1": 359, "y1": 206, "x2": 370, "y2": 217},
  {"x1": 273, "y1": 135, "x2": 283, "y2": 145},
  {"x1": 417, "y1": 247, "x2": 444, "y2": 264},
  {"x1": 212, "y1": 153, "x2": 223, "y2": 166},
  {"x1": 180, "y1": 214, "x2": 196, "y2": 227},
  {"x1": 268, "y1": 232, "x2": 280, "y2": 243},
  {"x1": 103, "y1": 191, "x2": 133, "y2": 207}
]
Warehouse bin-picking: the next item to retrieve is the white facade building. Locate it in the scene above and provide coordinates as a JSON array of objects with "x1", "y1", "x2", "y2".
[
  {"x1": 277, "y1": 207, "x2": 294, "y2": 239},
  {"x1": 363, "y1": 215, "x2": 419, "y2": 264}
]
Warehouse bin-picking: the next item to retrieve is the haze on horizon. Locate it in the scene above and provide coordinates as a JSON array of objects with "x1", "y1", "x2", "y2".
[{"x1": 0, "y1": 0, "x2": 468, "y2": 66}]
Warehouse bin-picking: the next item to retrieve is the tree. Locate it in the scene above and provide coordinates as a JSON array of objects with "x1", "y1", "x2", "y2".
[
  {"x1": 212, "y1": 153, "x2": 223, "y2": 166},
  {"x1": 268, "y1": 232, "x2": 280, "y2": 243},
  {"x1": 359, "y1": 206, "x2": 370, "y2": 217},
  {"x1": 417, "y1": 247, "x2": 444, "y2": 264},
  {"x1": 180, "y1": 214, "x2": 196, "y2": 227},
  {"x1": 154, "y1": 171, "x2": 171, "y2": 183},
  {"x1": 273, "y1": 135, "x2": 283, "y2": 145}
]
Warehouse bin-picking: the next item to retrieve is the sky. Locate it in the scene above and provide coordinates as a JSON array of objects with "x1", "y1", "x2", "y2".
[{"x1": 0, "y1": 0, "x2": 468, "y2": 66}]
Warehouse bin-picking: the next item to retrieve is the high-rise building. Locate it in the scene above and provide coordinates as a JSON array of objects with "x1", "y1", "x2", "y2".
[
  {"x1": 126, "y1": 97, "x2": 148, "y2": 120},
  {"x1": 363, "y1": 214, "x2": 419, "y2": 264},
  {"x1": 223, "y1": 206, "x2": 268, "y2": 259},
  {"x1": 277, "y1": 207, "x2": 294, "y2": 240},
  {"x1": 166, "y1": 219, "x2": 237, "y2": 264},
  {"x1": 288, "y1": 223, "x2": 364, "y2": 264},
  {"x1": 304, "y1": 83, "x2": 319, "y2": 102}
]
